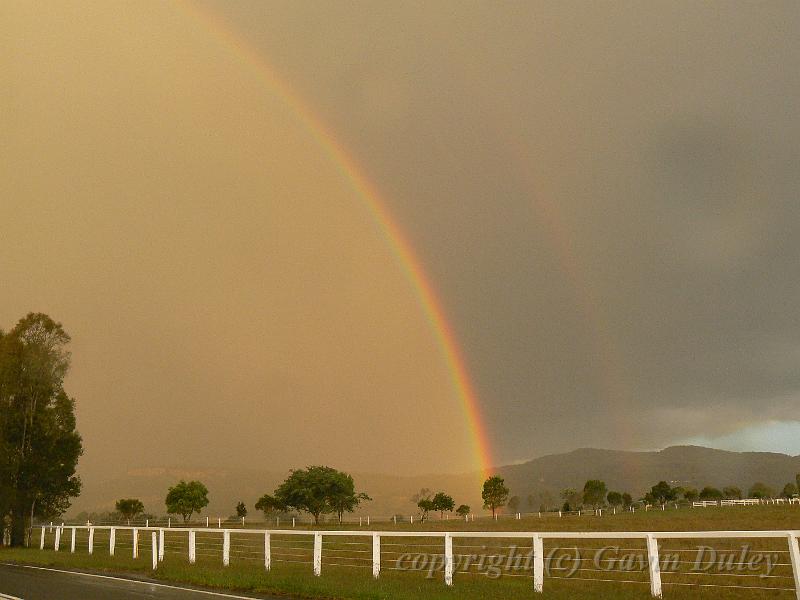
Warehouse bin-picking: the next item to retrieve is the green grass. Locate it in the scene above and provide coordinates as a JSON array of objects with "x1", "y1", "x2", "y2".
[{"x1": 2, "y1": 506, "x2": 798, "y2": 599}]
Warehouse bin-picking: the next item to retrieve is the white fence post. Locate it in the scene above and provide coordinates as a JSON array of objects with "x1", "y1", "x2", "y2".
[
  {"x1": 444, "y1": 533, "x2": 453, "y2": 586},
  {"x1": 188, "y1": 529, "x2": 196, "y2": 564},
  {"x1": 223, "y1": 530, "x2": 230, "y2": 566},
  {"x1": 39, "y1": 526, "x2": 45, "y2": 549},
  {"x1": 533, "y1": 534, "x2": 544, "y2": 593},
  {"x1": 133, "y1": 528, "x2": 138, "y2": 559},
  {"x1": 109, "y1": 527, "x2": 116, "y2": 556},
  {"x1": 646, "y1": 534, "x2": 663, "y2": 598},
  {"x1": 54, "y1": 526, "x2": 61, "y2": 551},
  {"x1": 88, "y1": 527, "x2": 94, "y2": 554},
  {"x1": 372, "y1": 533, "x2": 380, "y2": 579},
  {"x1": 70, "y1": 527, "x2": 76, "y2": 553},
  {"x1": 264, "y1": 532, "x2": 271, "y2": 571},
  {"x1": 151, "y1": 532, "x2": 158, "y2": 570},
  {"x1": 313, "y1": 532, "x2": 322, "y2": 576},
  {"x1": 787, "y1": 532, "x2": 800, "y2": 600},
  {"x1": 158, "y1": 529, "x2": 165, "y2": 562}
]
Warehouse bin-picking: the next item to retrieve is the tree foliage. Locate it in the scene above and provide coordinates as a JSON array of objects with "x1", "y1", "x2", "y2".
[
  {"x1": 270, "y1": 466, "x2": 370, "y2": 524},
  {"x1": 748, "y1": 482, "x2": 774, "y2": 499},
  {"x1": 431, "y1": 492, "x2": 455, "y2": 519},
  {"x1": 606, "y1": 491, "x2": 623, "y2": 507},
  {"x1": 165, "y1": 480, "x2": 209, "y2": 523},
  {"x1": 115, "y1": 498, "x2": 144, "y2": 523},
  {"x1": 254, "y1": 494, "x2": 285, "y2": 518},
  {"x1": 455, "y1": 504, "x2": 470, "y2": 517},
  {"x1": 0, "y1": 313, "x2": 83, "y2": 546},
  {"x1": 722, "y1": 486, "x2": 742, "y2": 500},
  {"x1": 699, "y1": 486, "x2": 723, "y2": 501},
  {"x1": 417, "y1": 498, "x2": 434, "y2": 521},
  {"x1": 582, "y1": 480, "x2": 607, "y2": 508},
  {"x1": 481, "y1": 476, "x2": 509, "y2": 517},
  {"x1": 236, "y1": 501, "x2": 247, "y2": 519},
  {"x1": 647, "y1": 481, "x2": 677, "y2": 504}
]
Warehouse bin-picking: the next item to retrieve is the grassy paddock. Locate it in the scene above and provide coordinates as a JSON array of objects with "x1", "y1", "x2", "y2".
[{"x1": 2, "y1": 506, "x2": 798, "y2": 599}]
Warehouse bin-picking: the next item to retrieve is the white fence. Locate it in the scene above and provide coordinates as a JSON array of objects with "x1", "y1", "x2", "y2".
[
  {"x1": 35, "y1": 524, "x2": 800, "y2": 599},
  {"x1": 695, "y1": 498, "x2": 800, "y2": 508}
]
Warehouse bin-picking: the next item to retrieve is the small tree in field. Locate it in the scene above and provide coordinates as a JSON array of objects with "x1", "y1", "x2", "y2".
[
  {"x1": 723, "y1": 486, "x2": 742, "y2": 500},
  {"x1": 417, "y1": 498, "x2": 435, "y2": 522},
  {"x1": 683, "y1": 488, "x2": 698, "y2": 502},
  {"x1": 236, "y1": 501, "x2": 247, "y2": 519},
  {"x1": 431, "y1": 492, "x2": 455, "y2": 519},
  {"x1": 507, "y1": 496, "x2": 520, "y2": 514},
  {"x1": 583, "y1": 480, "x2": 607, "y2": 509},
  {"x1": 648, "y1": 481, "x2": 676, "y2": 504},
  {"x1": 165, "y1": 480, "x2": 209, "y2": 523},
  {"x1": 455, "y1": 504, "x2": 470, "y2": 518},
  {"x1": 781, "y1": 483, "x2": 797, "y2": 499},
  {"x1": 482, "y1": 476, "x2": 509, "y2": 518},
  {"x1": 255, "y1": 494, "x2": 285, "y2": 519},
  {"x1": 273, "y1": 466, "x2": 369, "y2": 525},
  {"x1": 115, "y1": 499, "x2": 144, "y2": 524},
  {"x1": 699, "y1": 486, "x2": 723, "y2": 501},
  {"x1": 749, "y1": 482, "x2": 774, "y2": 499},
  {"x1": 606, "y1": 491, "x2": 623, "y2": 509}
]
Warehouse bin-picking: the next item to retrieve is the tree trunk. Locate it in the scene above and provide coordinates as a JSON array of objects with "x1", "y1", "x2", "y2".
[{"x1": 9, "y1": 498, "x2": 28, "y2": 547}]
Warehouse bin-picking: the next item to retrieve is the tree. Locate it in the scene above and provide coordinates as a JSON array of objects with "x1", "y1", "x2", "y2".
[
  {"x1": 722, "y1": 486, "x2": 742, "y2": 500},
  {"x1": 115, "y1": 499, "x2": 144, "y2": 524},
  {"x1": 165, "y1": 480, "x2": 209, "y2": 523},
  {"x1": 481, "y1": 476, "x2": 509, "y2": 518},
  {"x1": 236, "y1": 501, "x2": 247, "y2": 519},
  {"x1": 0, "y1": 314, "x2": 83, "y2": 546},
  {"x1": 326, "y1": 470, "x2": 371, "y2": 523},
  {"x1": 254, "y1": 494, "x2": 285, "y2": 519},
  {"x1": 649, "y1": 481, "x2": 676, "y2": 504},
  {"x1": 507, "y1": 496, "x2": 520, "y2": 514},
  {"x1": 582, "y1": 480, "x2": 608, "y2": 509},
  {"x1": 560, "y1": 488, "x2": 582, "y2": 511},
  {"x1": 417, "y1": 498, "x2": 434, "y2": 522},
  {"x1": 683, "y1": 488, "x2": 699, "y2": 502},
  {"x1": 781, "y1": 483, "x2": 797, "y2": 499},
  {"x1": 748, "y1": 482, "x2": 774, "y2": 500},
  {"x1": 273, "y1": 466, "x2": 369, "y2": 525},
  {"x1": 622, "y1": 492, "x2": 633, "y2": 507},
  {"x1": 699, "y1": 486, "x2": 723, "y2": 501},
  {"x1": 606, "y1": 491, "x2": 623, "y2": 508},
  {"x1": 431, "y1": 492, "x2": 455, "y2": 519},
  {"x1": 455, "y1": 504, "x2": 470, "y2": 518}
]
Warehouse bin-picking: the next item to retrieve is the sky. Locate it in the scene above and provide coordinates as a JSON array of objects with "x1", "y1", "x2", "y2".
[{"x1": 3, "y1": 1, "x2": 800, "y2": 483}]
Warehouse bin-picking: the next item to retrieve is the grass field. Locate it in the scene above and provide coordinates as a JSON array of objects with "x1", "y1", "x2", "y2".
[{"x1": 2, "y1": 505, "x2": 798, "y2": 599}]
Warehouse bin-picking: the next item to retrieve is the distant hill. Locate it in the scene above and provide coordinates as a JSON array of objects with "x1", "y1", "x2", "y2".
[
  {"x1": 494, "y1": 445, "x2": 800, "y2": 507},
  {"x1": 69, "y1": 446, "x2": 800, "y2": 518}
]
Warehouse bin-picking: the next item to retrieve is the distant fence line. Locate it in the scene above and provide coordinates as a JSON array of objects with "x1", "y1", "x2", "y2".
[
  {"x1": 33, "y1": 524, "x2": 800, "y2": 599},
  {"x1": 56, "y1": 498, "x2": 799, "y2": 530}
]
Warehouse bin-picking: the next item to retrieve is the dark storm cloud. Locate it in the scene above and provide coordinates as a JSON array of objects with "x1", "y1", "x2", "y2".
[{"x1": 201, "y1": 0, "x2": 800, "y2": 460}]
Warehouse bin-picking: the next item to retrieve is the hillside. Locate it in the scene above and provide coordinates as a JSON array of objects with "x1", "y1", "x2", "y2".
[
  {"x1": 69, "y1": 446, "x2": 800, "y2": 518},
  {"x1": 495, "y1": 445, "x2": 800, "y2": 506}
]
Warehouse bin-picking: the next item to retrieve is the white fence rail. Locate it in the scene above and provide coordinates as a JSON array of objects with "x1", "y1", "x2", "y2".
[{"x1": 34, "y1": 525, "x2": 800, "y2": 599}]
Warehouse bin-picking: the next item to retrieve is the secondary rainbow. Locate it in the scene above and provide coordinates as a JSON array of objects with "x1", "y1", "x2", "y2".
[{"x1": 177, "y1": 1, "x2": 494, "y2": 480}]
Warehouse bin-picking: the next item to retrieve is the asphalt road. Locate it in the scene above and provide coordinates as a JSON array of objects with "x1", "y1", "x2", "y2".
[{"x1": 0, "y1": 563, "x2": 281, "y2": 600}]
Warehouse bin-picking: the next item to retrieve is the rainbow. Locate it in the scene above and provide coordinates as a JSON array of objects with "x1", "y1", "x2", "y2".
[{"x1": 177, "y1": 1, "x2": 494, "y2": 481}]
